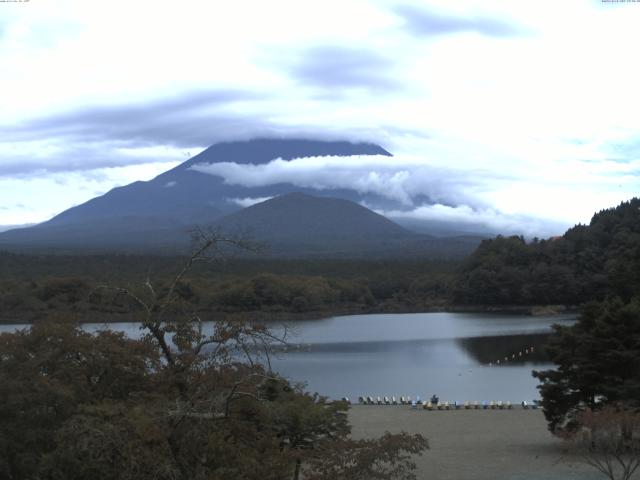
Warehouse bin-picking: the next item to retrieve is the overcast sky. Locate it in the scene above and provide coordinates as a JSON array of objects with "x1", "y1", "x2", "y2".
[{"x1": 1, "y1": 0, "x2": 639, "y2": 235}]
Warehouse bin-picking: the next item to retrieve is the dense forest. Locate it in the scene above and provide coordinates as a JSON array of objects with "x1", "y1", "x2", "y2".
[
  {"x1": 0, "y1": 254, "x2": 456, "y2": 323},
  {"x1": 454, "y1": 198, "x2": 640, "y2": 306}
]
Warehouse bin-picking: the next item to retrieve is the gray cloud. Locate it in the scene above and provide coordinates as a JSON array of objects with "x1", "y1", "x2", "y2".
[
  {"x1": 0, "y1": 90, "x2": 300, "y2": 177},
  {"x1": 607, "y1": 138, "x2": 640, "y2": 159},
  {"x1": 0, "y1": 145, "x2": 176, "y2": 178},
  {"x1": 0, "y1": 91, "x2": 404, "y2": 178},
  {"x1": 0, "y1": 203, "x2": 27, "y2": 212},
  {"x1": 394, "y1": 5, "x2": 521, "y2": 38},
  {"x1": 4, "y1": 89, "x2": 266, "y2": 148},
  {"x1": 0, "y1": 87, "x2": 398, "y2": 177},
  {"x1": 382, "y1": 204, "x2": 568, "y2": 238},
  {"x1": 284, "y1": 46, "x2": 398, "y2": 92}
]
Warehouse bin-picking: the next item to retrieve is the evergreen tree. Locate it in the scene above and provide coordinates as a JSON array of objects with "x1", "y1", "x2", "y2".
[{"x1": 533, "y1": 297, "x2": 640, "y2": 432}]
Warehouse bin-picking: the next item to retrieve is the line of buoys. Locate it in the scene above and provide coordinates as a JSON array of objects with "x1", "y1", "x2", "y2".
[{"x1": 488, "y1": 346, "x2": 535, "y2": 366}]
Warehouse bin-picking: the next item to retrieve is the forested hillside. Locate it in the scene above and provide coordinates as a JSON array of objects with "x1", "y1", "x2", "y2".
[
  {"x1": 454, "y1": 198, "x2": 640, "y2": 306},
  {"x1": 0, "y1": 254, "x2": 455, "y2": 323}
]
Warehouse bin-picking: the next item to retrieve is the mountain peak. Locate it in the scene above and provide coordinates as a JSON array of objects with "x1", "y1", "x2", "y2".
[
  {"x1": 177, "y1": 137, "x2": 392, "y2": 170},
  {"x1": 0, "y1": 139, "x2": 480, "y2": 257}
]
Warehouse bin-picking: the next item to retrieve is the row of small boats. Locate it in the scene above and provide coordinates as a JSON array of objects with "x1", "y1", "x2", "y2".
[{"x1": 347, "y1": 396, "x2": 541, "y2": 410}]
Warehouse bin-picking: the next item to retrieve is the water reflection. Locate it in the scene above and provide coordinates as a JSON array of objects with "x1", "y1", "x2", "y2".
[
  {"x1": 271, "y1": 333, "x2": 551, "y2": 365},
  {"x1": 457, "y1": 333, "x2": 550, "y2": 365},
  {"x1": 267, "y1": 313, "x2": 574, "y2": 400}
]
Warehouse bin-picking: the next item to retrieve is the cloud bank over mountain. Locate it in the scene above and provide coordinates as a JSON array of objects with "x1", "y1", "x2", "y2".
[
  {"x1": 192, "y1": 154, "x2": 489, "y2": 208},
  {"x1": 192, "y1": 153, "x2": 567, "y2": 236}
]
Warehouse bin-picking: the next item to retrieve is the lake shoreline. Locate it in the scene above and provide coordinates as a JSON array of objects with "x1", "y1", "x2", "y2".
[{"x1": 0, "y1": 303, "x2": 579, "y2": 325}]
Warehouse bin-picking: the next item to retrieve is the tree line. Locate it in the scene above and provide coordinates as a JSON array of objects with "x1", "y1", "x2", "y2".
[
  {"x1": 0, "y1": 257, "x2": 456, "y2": 323},
  {"x1": 454, "y1": 198, "x2": 640, "y2": 306}
]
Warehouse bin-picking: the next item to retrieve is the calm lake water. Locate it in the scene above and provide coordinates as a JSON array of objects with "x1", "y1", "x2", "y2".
[{"x1": 0, "y1": 312, "x2": 576, "y2": 403}]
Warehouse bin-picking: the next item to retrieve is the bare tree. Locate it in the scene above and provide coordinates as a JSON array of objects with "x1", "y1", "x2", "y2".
[
  {"x1": 563, "y1": 406, "x2": 640, "y2": 480},
  {"x1": 98, "y1": 227, "x2": 286, "y2": 417}
]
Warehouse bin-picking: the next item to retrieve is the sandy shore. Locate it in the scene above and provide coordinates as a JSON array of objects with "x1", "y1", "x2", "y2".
[{"x1": 348, "y1": 405, "x2": 605, "y2": 480}]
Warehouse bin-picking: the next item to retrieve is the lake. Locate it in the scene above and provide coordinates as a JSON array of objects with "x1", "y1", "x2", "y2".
[{"x1": 0, "y1": 312, "x2": 576, "y2": 403}]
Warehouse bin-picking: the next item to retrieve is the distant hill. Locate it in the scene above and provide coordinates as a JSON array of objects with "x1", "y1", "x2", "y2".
[
  {"x1": 215, "y1": 193, "x2": 482, "y2": 258},
  {"x1": 221, "y1": 192, "x2": 408, "y2": 237},
  {"x1": 216, "y1": 192, "x2": 413, "y2": 256},
  {"x1": 453, "y1": 198, "x2": 640, "y2": 305}
]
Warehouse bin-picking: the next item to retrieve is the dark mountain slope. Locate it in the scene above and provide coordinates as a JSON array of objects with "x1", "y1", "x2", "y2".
[
  {"x1": 214, "y1": 193, "x2": 480, "y2": 258},
  {"x1": 216, "y1": 192, "x2": 411, "y2": 254},
  {"x1": 0, "y1": 191, "x2": 481, "y2": 258}
]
